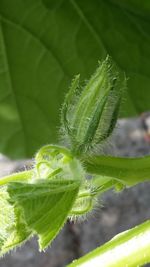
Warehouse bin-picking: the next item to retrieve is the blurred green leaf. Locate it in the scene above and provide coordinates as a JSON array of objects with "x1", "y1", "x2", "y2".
[{"x1": 0, "y1": 0, "x2": 150, "y2": 158}]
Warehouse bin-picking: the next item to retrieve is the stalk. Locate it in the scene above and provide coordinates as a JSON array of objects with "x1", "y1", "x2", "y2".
[
  {"x1": 68, "y1": 220, "x2": 150, "y2": 267},
  {"x1": 83, "y1": 155, "x2": 150, "y2": 186},
  {"x1": 0, "y1": 170, "x2": 33, "y2": 186}
]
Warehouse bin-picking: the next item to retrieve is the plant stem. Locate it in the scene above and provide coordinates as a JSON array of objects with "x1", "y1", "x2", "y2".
[
  {"x1": 83, "y1": 155, "x2": 150, "y2": 186},
  {"x1": 68, "y1": 220, "x2": 150, "y2": 267},
  {"x1": 0, "y1": 170, "x2": 33, "y2": 186},
  {"x1": 93, "y1": 179, "x2": 118, "y2": 195}
]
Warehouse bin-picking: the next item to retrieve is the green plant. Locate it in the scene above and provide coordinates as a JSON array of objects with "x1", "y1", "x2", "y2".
[
  {"x1": 1, "y1": 0, "x2": 150, "y2": 159},
  {"x1": 0, "y1": 57, "x2": 150, "y2": 266}
]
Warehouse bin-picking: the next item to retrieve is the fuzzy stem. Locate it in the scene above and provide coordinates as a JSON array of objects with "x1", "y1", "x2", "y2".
[
  {"x1": 83, "y1": 155, "x2": 150, "y2": 186},
  {"x1": 0, "y1": 170, "x2": 33, "y2": 186},
  {"x1": 93, "y1": 179, "x2": 118, "y2": 195}
]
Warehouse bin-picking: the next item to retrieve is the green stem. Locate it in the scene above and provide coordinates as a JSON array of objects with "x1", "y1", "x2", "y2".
[
  {"x1": 83, "y1": 155, "x2": 150, "y2": 186},
  {"x1": 68, "y1": 220, "x2": 150, "y2": 267},
  {"x1": 69, "y1": 199, "x2": 93, "y2": 216},
  {"x1": 93, "y1": 179, "x2": 118, "y2": 195},
  {"x1": 0, "y1": 170, "x2": 33, "y2": 186}
]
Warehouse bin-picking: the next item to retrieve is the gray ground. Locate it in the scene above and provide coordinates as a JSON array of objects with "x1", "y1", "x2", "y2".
[{"x1": 0, "y1": 117, "x2": 150, "y2": 267}]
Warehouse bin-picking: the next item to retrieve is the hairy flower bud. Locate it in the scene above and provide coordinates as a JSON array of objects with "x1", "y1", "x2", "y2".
[{"x1": 61, "y1": 56, "x2": 126, "y2": 155}]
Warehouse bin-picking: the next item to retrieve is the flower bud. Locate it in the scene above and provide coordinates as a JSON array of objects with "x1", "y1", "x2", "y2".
[{"x1": 61, "y1": 56, "x2": 126, "y2": 155}]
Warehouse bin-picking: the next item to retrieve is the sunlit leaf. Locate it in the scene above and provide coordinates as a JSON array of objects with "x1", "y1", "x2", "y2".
[{"x1": 0, "y1": 179, "x2": 80, "y2": 254}]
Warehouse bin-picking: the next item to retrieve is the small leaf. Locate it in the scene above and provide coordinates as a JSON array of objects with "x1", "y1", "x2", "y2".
[
  {"x1": 0, "y1": 179, "x2": 80, "y2": 255},
  {"x1": 7, "y1": 179, "x2": 80, "y2": 250},
  {"x1": 0, "y1": 187, "x2": 31, "y2": 256}
]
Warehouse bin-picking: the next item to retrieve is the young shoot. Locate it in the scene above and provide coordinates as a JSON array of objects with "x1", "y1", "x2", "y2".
[{"x1": 1, "y1": 56, "x2": 141, "y2": 256}]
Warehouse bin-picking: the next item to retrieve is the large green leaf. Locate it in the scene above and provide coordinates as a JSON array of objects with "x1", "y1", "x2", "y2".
[{"x1": 0, "y1": 0, "x2": 150, "y2": 158}]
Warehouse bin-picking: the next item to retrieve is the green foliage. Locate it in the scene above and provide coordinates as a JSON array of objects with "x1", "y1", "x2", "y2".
[
  {"x1": 8, "y1": 179, "x2": 80, "y2": 251},
  {"x1": 0, "y1": 179, "x2": 80, "y2": 255},
  {"x1": 0, "y1": 58, "x2": 150, "y2": 267},
  {"x1": 1, "y1": 0, "x2": 150, "y2": 158},
  {"x1": 0, "y1": 58, "x2": 124, "y2": 255},
  {"x1": 0, "y1": 1, "x2": 150, "y2": 266}
]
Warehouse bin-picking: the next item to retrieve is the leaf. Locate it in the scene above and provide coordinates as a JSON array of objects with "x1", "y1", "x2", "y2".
[
  {"x1": 0, "y1": 186, "x2": 31, "y2": 255},
  {"x1": 0, "y1": 179, "x2": 80, "y2": 254},
  {"x1": 68, "y1": 220, "x2": 150, "y2": 267},
  {"x1": 0, "y1": 0, "x2": 150, "y2": 158},
  {"x1": 68, "y1": 0, "x2": 150, "y2": 117}
]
